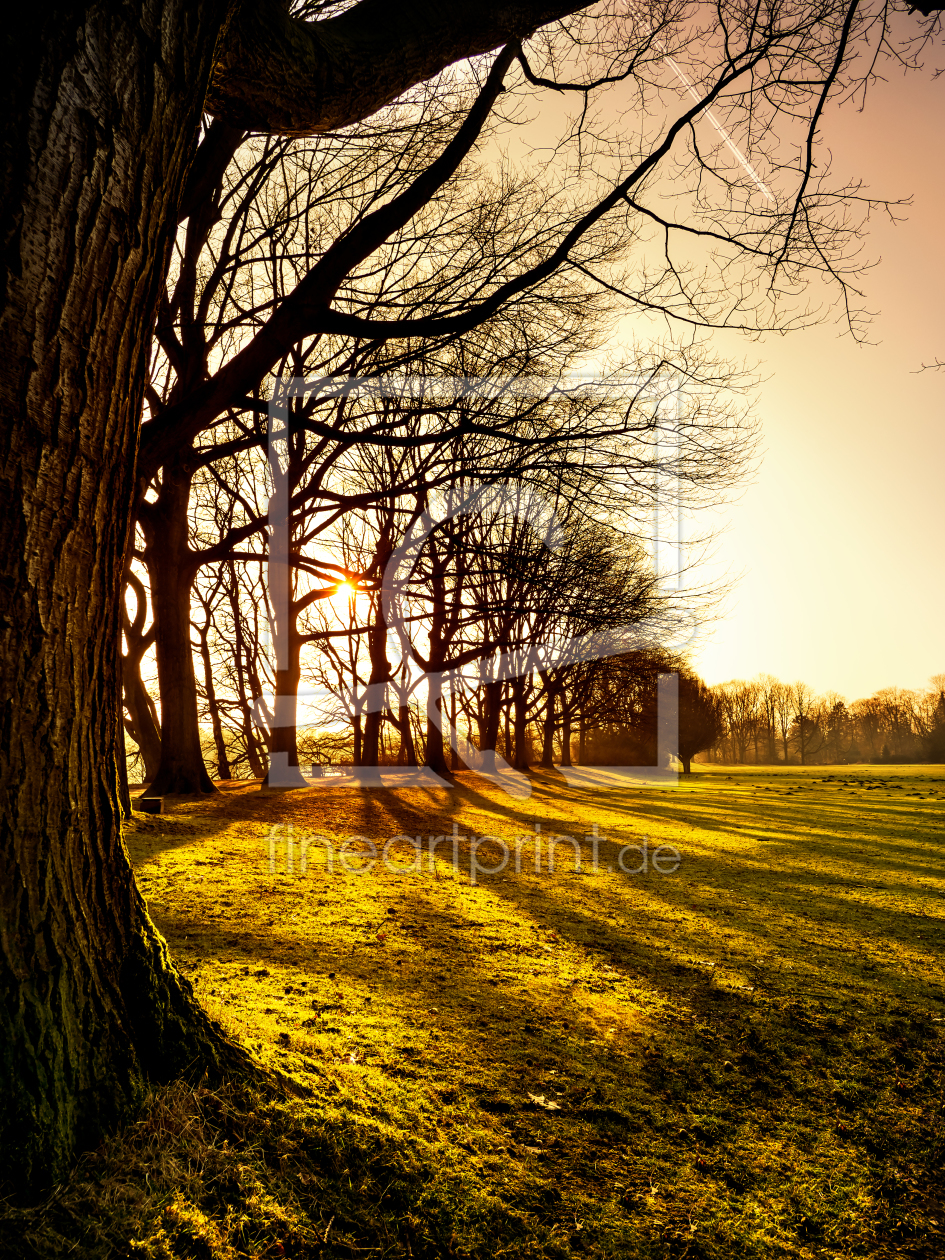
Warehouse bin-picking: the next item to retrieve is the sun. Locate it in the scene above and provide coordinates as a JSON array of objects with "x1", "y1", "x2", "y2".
[{"x1": 328, "y1": 579, "x2": 356, "y2": 618}]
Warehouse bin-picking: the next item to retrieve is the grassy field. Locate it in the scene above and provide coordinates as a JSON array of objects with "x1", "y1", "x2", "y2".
[{"x1": 5, "y1": 764, "x2": 944, "y2": 1259}]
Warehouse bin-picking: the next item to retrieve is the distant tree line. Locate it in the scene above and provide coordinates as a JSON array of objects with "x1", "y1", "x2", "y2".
[{"x1": 701, "y1": 675, "x2": 945, "y2": 766}]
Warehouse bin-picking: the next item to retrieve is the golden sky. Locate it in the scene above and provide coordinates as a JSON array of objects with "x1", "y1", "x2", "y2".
[{"x1": 689, "y1": 61, "x2": 945, "y2": 700}]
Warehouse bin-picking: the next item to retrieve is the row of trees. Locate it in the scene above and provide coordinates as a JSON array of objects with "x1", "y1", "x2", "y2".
[
  {"x1": 123, "y1": 53, "x2": 755, "y2": 793},
  {"x1": 131, "y1": 360, "x2": 735, "y2": 783},
  {"x1": 705, "y1": 675, "x2": 945, "y2": 765}
]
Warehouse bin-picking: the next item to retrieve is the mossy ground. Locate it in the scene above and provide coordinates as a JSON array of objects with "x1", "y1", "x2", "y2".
[{"x1": 4, "y1": 764, "x2": 944, "y2": 1258}]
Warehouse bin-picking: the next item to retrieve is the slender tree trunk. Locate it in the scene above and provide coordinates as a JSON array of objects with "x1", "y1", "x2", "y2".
[
  {"x1": 421, "y1": 551, "x2": 452, "y2": 778},
  {"x1": 121, "y1": 572, "x2": 162, "y2": 782},
  {"x1": 118, "y1": 715, "x2": 133, "y2": 819},
  {"x1": 539, "y1": 684, "x2": 556, "y2": 768},
  {"x1": 122, "y1": 654, "x2": 163, "y2": 784},
  {"x1": 511, "y1": 678, "x2": 529, "y2": 771},
  {"x1": 197, "y1": 621, "x2": 232, "y2": 780},
  {"x1": 396, "y1": 702, "x2": 417, "y2": 765},
  {"x1": 0, "y1": 0, "x2": 242, "y2": 1188},
  {"x1": 560, "y1": 706, "x2": 573, "y2": 767},
  {"x1": 425, "y1": 672, "x2": 451, "y2": 777},
  {"x1": 361, "y1": 591, "x2": 392, "y2": 769},
  {"x1": 449, "y1": 682, "x2": 463, "y2": 772},
  {"x1": 231, "y1": 585, "x2": 267, "y2": 779},
  {"x1": 411, "y1": 704, "x2": 426, "y2": 763},
  {"x1": 474, "y1": 685, "x2": 486, "y2": 750},
  {"x1": 139, "y1": 459, "x2": 215, "y2": 794},
  {"x1": 264, "y1": 622, "x2": 306, "y2": 787}
]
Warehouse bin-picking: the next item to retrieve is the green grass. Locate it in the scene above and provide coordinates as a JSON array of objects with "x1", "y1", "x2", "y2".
[{"x1": 4, "y1": 764, "x2": 944, "y2": 1258}]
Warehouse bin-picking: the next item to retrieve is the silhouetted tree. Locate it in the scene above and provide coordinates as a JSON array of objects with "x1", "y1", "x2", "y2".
[
  {"x1": 925, "y1": 692, "x2": 945, "y2": 763},
  {"x1": 677, "y1": 673, "x2": 723, "y2": 774}
]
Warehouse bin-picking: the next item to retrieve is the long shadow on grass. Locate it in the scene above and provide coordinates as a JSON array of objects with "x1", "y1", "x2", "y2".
[
  {"x1": 127, "y1": 775, "x2": 945, "y2": 1257},
  {"x1": 133, "y1": 776, "x2": 943, "y2": 1019}
]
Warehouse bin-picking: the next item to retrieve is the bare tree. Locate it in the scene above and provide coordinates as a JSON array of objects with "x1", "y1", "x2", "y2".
[
  {"x1": 677, "y1": 673, "x2": 724, "y2": 773},
  {"x1": 790, "y1": 681, "x2": 825, "y2": 765},
  {"x1": 715, "y1": 679, "x2": 760, "y2": 762}
]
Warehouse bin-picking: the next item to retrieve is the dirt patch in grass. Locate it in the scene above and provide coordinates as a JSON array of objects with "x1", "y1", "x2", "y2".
[{"x1": 5, "y1": 764, "x2": 944, "y2": 1258}]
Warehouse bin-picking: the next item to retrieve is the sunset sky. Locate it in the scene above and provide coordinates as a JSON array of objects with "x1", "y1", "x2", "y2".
[{"x1": 686, "y1": 59, "x2": 945, "y2": 701}]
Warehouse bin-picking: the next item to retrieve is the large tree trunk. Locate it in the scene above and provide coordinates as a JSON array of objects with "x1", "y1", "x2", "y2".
[
  {"x1": 362, "y1": 709, "x2": 383, "y2": 767},
  {"x1": 424, "y1": 673, "x2": 451, "y2": 778},
  {"x1": 0, "y1": 1, "x2": 239, "y2": 1188}
]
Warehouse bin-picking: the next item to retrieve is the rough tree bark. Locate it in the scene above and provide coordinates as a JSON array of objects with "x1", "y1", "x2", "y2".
[
  {"x1": 0, "y1": 0, "x2": 240, "y2": 1190},
  {"x1": 0, "y1": 0, "x2": 594, "y2": 1194}
]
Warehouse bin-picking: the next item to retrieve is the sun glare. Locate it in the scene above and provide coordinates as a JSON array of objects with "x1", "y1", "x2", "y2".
[{"x1": 328, "y1": 579, "x2": 355, "y2": 620}]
